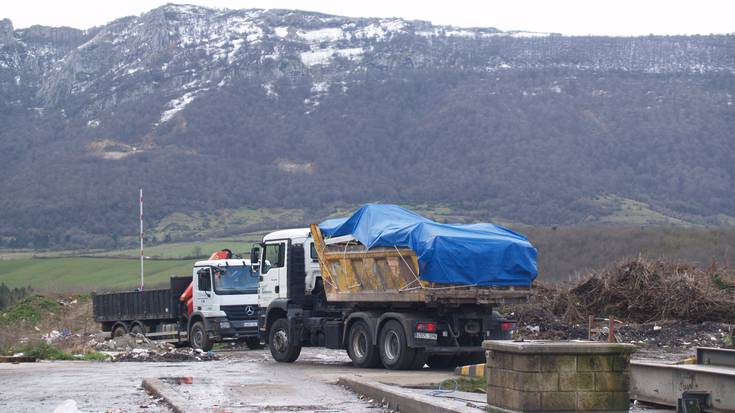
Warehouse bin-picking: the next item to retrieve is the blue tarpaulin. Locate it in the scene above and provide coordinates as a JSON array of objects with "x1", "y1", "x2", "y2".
[{"x1": 319, "y1": 204, "x2": 537, "y2": 286}]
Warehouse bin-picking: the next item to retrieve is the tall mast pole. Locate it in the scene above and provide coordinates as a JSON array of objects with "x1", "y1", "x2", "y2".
[{"x1": 140, "y1": 188, "x2": 144, "y2": 290}]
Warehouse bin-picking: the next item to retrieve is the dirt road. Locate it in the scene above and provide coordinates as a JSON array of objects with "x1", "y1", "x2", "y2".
[{"x1": 0, "y1": 348, "x2": 455, "y2": 412}]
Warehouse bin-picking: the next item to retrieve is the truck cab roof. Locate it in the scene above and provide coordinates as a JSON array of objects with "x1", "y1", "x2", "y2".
[
  {"x1": 194, "y1": 258, "x2": 252, "y2": 268},
  {"x1": 263, "y1": 228, "x2": 312, "y2": 243}
]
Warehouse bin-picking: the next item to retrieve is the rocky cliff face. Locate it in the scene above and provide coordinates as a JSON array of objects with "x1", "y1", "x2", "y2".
[
  {"x1": 0, "y1": 18, "x2": 13, "y2": 45},
  {"x1": 0, "y1": 4, "x2": 733, "y2": 248},
  {"x1": 3, "y1": 5, "x2": 732, "y2": 116}
]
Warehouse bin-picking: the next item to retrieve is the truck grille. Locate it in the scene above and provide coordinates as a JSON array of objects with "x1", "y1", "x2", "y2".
[{"x1": 220, "y1": 305, "x2": 258, "y2": 320}]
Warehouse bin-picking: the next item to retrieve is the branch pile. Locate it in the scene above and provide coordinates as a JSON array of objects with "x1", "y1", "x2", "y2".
[{"x1": 527, "y1": 257, "x2": 735, "y2": 324}]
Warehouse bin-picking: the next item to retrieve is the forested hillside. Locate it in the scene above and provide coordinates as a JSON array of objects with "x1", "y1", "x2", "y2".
[{"x1": 0, "y1": 5, "x2": 733, "y2": 249}]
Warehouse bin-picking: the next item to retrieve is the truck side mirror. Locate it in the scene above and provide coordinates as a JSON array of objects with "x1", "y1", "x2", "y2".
[{"x1": 250, "y1": 246, "x2": 260, "y2": 265}]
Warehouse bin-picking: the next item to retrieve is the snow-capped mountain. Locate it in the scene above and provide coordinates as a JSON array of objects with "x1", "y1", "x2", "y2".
[{"x1": 0, "y1": 5, "x2": 733, "y2": 248}]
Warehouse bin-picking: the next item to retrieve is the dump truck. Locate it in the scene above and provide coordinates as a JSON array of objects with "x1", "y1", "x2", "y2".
[
  {"x1": 92, "y1": 254, "x2": 262, "y2": 351},
  {"x1": 252, "y1": 204, "x2": 536, "y2": 369}
]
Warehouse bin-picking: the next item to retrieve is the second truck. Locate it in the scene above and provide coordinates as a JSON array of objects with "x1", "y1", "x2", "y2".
[
  {"x1": 252, "y1": 204, "x2": 536, "y2": 369},
  {"x1": 92, "y1": 253, "x2": 262, "y2": 351}
]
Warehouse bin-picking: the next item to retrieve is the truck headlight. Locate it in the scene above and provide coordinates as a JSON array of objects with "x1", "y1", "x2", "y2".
[{"x1": 219, "y1": 321, "x2": 231, "y2": 329}]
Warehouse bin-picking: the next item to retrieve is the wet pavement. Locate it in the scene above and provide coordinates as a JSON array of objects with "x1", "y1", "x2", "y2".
[
  {"x1": 0, "y1": 346, "x2": 673, "y2": 412},
  {"x1": 0, "y1": 348, "x2": 453, "y2": 412}
]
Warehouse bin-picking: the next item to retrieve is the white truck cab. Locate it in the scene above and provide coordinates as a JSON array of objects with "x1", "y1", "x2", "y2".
[
  {"x1": 254, "y1": 228, "x2": 321, "y2": 309},
  {"x1": 189, "y1": 258, "x2": 261, "y2": 350}
]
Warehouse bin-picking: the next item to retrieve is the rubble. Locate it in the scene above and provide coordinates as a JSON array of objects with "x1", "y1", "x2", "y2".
[
  {"x1": 87, "y1": 333, "x2": 219, "y2": 362},
  {"x1": 43, "y1": 328, "x2": 79, "y2": 343}
]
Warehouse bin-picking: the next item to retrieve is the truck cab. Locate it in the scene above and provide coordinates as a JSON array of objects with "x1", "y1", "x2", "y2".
[
  {"x1": 189, "y1": 258, "x2": 261, "y2": 350},
  {"x1": 253, "y1": 228, "x2": 321, "y2": 309}
]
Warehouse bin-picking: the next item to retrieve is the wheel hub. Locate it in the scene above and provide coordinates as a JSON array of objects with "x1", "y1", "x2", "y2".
[
  {"x1": 274, "y1": 329, "x2": 288, "y2": 353},
  {"x1": 384, "y1": 330, "x2": 400, "y2": 361},
  {"x1": 193, "y1": 329, "x2": 203, "y2": 348},
  {"x1": 353, "y1": 331, "x2": 368, "y2": 359}
]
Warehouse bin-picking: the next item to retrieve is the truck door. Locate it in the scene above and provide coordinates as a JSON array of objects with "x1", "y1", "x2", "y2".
[
  {"x1": 258, "y1": 241, "x2": 287, "y2": 307},
  {"x1": 194, "y1": 267, "x2": 213, "y2": 312}
]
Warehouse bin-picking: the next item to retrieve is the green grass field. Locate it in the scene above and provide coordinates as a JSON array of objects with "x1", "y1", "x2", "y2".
[
  {"x1": 91, "y1": 236, "x2": 265, "y2": 259},
  {"x1": 0, "y1": 258, "x2": 193, "y2": 291}
]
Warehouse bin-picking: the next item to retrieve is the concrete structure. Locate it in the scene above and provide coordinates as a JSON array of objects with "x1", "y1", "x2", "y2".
[
  {"x1": 631, "y1": 347, "x2": 735, "y2": 411},
  {"x1": 483, "y1": 340, "x2": 636, "y2": 412}
]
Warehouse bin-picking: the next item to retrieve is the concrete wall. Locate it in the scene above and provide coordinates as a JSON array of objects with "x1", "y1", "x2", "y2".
[{"x1": 483, "y1": 340, "x2": 635, "y2": 412}]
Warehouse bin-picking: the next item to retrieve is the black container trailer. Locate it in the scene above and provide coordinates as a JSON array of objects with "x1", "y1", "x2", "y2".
[{"x1": 92, "y1": 276, "x2": 192, "y2": 340}]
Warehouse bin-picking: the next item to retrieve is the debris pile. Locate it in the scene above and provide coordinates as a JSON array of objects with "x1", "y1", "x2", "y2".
[
  {"x1": 88, "y1": 334, "x2": 218, "y2": 362},
  {"x1": 524, "y1": 257, "x2": 735, "y2": 324},
  {"x1": 43, "y1": 328, "x2": 80, "y2": 343},
  {"x1": 509, "y1": 257, "x2": 735, "y2": 352}
]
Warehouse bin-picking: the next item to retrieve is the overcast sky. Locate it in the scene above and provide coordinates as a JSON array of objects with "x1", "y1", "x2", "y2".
[{"x1": 3, "y1": 0, "x2": 734, "y2": 36}]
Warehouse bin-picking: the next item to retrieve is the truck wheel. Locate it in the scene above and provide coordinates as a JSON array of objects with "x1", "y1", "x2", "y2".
[
  {"x1": 190, "y1": 321, "x2": 213, "y2": 352},
  {"x1": 130, "y1": 323, "x2": 144, "y2": 336},
  {"x1": 427, "y1": 355, "x2": 457, "y2": 369},
  {"x1": 379, "y1": 320, "x2": 416, "y2": 370},
  {"x1": 346, "y1": 321, "x2": 380, "y2": 368},
  {"x1": 244, "y1": 337, "x2": 264, "y2": 350},
  {"x1": 269, "y1": 318, "x2": 301, "y2": 362},
  {"x1": 112, "y1": 324, "x2": 127, "y2": 338}
]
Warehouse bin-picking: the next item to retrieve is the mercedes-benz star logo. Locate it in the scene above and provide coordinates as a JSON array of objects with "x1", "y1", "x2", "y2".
[{"x1": 245, "y1": 306, "x2": 255, "y2": 316}]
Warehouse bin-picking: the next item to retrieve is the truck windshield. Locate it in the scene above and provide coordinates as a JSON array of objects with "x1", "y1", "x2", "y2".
[{"x1": 212, "y1": 266, "x2": 259, "y2": 295}]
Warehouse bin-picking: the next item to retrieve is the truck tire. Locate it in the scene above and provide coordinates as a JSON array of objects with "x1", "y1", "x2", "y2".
[
  {"x1": 378, "y1": 320, "x2": 416, "y2": 370},
  {"x1": 427, "y1": 355, "x2": 457, "y2": 369},
  {"x1": 244, "y1": 337, "x2": 264, "y2": 350},
  {"x1": 346, "y1": 321, "x2": 380, "y2": 368},
  {"x1": 190, "y1": 321, "x2": 213, "y2": 352},
  {"x1": 269, "y1": 318, "x2": 301, "y2": 362},
  {"x1": 112, "y1": 324, "x2": 127, "y2": 338},
  {"x1": 129, "y1": 323, "x2": 144, "y2": 336}
]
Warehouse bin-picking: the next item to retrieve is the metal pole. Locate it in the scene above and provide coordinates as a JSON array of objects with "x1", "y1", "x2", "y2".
[
  {"x1": 608, "y1": 318, "x2": 616, "y2": 343},
  {"x1": 140, "y1": 188, "x2": 144, "y2": 290},
  {"x1": 588, "y1": 315, "x2": 594, "y2": 340}
]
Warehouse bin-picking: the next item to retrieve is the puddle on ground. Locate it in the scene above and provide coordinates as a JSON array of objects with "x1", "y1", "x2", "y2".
[{"x1": 160, "y1": 376, "x2": 209, "y2": 385}]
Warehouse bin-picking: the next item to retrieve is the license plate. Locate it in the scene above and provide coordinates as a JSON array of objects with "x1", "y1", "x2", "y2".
[
  {"x1": 234, "y1": 320, "x2": 258, "y2": 328},
  {"x1": 414, "y1": 332, "x2": 438, "y2": 340}
]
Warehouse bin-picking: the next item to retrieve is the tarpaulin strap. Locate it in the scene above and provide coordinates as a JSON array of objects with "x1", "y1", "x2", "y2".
[{"x1": 394, "y1": 245, "x2": 424, "y2": 291}]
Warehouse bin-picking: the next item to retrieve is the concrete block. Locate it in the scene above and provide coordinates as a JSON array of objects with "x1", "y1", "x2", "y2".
[
  {"x1": 540, "y1": 355, "x2": 577, "y2": 372},
  {"x1": 577, "y1": 391, "x2": 630, "y2": 411},
  {"x1": 493, "y1": 386, "x2": 541, "y2": 411},
  {"x1": 484, "y1": 340, "x2": 635, "y2": 412},
  {"x1": 488, "y1": 351, "x2": 513, "y2": 370},
  {"x1": 513, "y1": 354, "x2": 541, "y2": 372},
  {"x1": 541, "y1": 391, "x2": 577, "y2": 411},
  {"x1": 594, "y1": 372, "x2": 630, "y2": 392},
  {"x1": 512, "y1": 371, "x2": 559, "y2": 392},
  {"x1": 578, "y1": 355, "x2": 613, "y2": 371},
  {"x1": 611, "y1": 354, "x2": 630, "y2": 372},
  {"x1": 559, "y1": 372, "x2": 594, "y2": 391},
  {"x1": 487, "y1": 384, "x2": 498, "y2": 406},
  {"x1": 491, "y1": 368, "x2": 558, "y2": 391},
  {"x1": 489, "y1": 367, "x2": 513, "y2": 389},
  {"x1": 610, "y1": 391, "x2": 631, "y2": 411}
]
